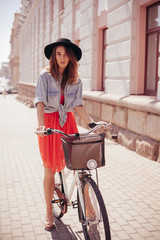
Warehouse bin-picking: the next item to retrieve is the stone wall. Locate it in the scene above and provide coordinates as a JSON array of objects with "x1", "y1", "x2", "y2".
[
  {"x1": 17, "y1": 85, "x2": 160, "y2": 162},
  {"x1": 17, "y1": 82, "x2": 36, "y2": 108},
  {"x1": 75, "y1": 91, "x2": 160, "y2": 162},
  {"x1": 105, "y1": 0, "x2": 136, "y2": 95}
]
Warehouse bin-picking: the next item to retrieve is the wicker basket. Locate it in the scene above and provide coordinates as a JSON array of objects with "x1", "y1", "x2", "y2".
[{"x1": 61, "y1": 133, "x2": 105, "y2": 170}]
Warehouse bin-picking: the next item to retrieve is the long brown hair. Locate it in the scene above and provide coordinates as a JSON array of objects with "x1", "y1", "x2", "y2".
[{"x1": 48, "y1": 46, "x2": 79, "y2": 89}]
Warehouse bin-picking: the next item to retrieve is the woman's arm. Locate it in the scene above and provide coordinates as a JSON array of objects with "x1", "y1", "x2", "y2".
[
  {"x1": 74, "y1": 105, "x2": 93, "y2": 126},
  {"x1": 37, "y1": 102, "x2": 45, "y2": 126},
  {"x1": 36, "y1": 102, "x2": 45, "y2": 136}
]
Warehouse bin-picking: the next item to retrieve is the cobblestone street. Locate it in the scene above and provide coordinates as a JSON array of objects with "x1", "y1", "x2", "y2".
[{"x1": 0, "y1": 95, "x2": 160, "y2": 240}]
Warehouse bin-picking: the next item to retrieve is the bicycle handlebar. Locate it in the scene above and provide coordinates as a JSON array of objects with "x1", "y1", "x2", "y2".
[{"x1": 35, "y1": 122, "x2": 111, "y2": 138}]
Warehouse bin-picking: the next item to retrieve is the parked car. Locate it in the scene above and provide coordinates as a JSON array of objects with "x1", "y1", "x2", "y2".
[
  {"x1": 6, "y1": 87, "x2": 18, "y2": 94},
  {"x1": 0, "y1": 86, "x2": 4, "y2": 94},
  {"x1": 12, "y1": 87, "x2": 18, "y2": 94}
]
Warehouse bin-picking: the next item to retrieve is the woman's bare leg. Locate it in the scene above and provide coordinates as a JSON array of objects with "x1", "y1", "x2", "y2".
[
  {"x1": 84, "y1": 184, "x2": 96, "y2": 220},
  {"x1": 43, "y1": 168, "x2": 55, "y2": 224}
]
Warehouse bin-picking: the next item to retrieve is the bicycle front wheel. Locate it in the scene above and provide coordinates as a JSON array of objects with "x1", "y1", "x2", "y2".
[{"x1": 78, "y1": 176, "x2": 111, "y2": 240}]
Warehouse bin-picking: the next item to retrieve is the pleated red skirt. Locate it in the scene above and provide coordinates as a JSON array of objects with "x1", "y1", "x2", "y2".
[{"x1": 38, "y1": 111, "x2": 78, "y2": 172}]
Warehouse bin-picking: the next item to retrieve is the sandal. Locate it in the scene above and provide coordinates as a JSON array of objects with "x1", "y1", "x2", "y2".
[
  {"x1": 44, "y1": 220, "x2": 56, "y2": 231},
  {"x1": 44, "y1": 215, "x2": 56, "y2": 231}
]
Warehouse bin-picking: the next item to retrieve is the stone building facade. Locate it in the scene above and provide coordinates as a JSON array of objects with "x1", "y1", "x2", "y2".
[
  {"x1": 10, "y1": 0, "x2": 160, "y2": 161},
  {"x1": 9, "y1": 13, "x2": 21, "y2": 87}
]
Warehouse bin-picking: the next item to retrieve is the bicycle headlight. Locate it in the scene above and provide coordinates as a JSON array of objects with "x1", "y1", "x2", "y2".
[{"x1": 87, "y1": 159, "x2": 97, "y2": 170}]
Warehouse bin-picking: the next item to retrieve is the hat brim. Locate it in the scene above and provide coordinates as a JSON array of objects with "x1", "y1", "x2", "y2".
[{"x1": 44, "y1": 41, "x2": 82, "y2": 61}]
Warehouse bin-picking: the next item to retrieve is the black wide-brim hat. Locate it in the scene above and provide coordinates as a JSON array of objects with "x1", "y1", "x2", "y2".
[{"x1": 44, "y1": 38, "x2": 82, "y2": 61}]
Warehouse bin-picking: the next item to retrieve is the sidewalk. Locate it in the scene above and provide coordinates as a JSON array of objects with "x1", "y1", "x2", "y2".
[{"x1": 0, "y1": 95, "x2": 160, "y2": 240}]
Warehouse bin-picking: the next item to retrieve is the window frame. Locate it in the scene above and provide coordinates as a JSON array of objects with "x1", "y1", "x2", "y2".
[
  {"x1": 145, "y1": 2, "x2": 160, "y2": 95},
  {"x1": 101, "y1": 27, "x2": 108, "y2": 91}
]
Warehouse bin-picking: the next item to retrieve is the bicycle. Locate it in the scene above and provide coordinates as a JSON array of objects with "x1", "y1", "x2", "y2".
[{"x1": 36, "y1": 122, "x2": 111, "y2": 240}]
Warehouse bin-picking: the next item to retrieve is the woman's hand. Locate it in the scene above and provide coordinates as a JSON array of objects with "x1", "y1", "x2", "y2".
[
  {"x1": 89, "y1": 121, "x2": 110, "y2": 133},
  {"x1": 36, "y1": 126, "x2": 46, "y2": 137}
]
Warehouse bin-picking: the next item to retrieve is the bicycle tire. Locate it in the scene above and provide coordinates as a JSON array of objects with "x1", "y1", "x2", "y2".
[
  {"x1": 77, "y1": 176, "x2": 111, "y2": 240},
  {"x1": 52, "y1": 172, "x2": 67, "y2": 219}
]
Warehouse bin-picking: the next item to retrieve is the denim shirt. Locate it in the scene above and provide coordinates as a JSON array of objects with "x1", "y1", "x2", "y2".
[{"x1": 35, "y1": 70, "x2": 83, "y2": 127}]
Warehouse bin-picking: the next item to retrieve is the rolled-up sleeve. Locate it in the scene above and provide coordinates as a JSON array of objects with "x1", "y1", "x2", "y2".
[
  {"x1": 72, "y1": 78, "x2": 83, "y2": 109},
  {"x1": 34, "y1": 74, "x2": 47, "y2": 107}
]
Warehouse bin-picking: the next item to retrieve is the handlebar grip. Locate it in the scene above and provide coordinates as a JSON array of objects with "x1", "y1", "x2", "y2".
[
  {"x1": 88, "y1": 122, "x2": 97, "y2": 128},
  {"x1": 46, "y1": 128, "x2": 52, "y2": 135}
]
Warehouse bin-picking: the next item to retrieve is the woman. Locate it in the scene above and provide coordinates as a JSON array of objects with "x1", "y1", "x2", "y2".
[{"x1": 35, "y1": 38, "x2": 96, "y2": 230}]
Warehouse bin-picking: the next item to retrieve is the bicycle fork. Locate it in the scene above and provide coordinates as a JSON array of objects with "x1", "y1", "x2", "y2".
[{"x1": 77, "y1": 177, "x2": 87, "y2": 222}]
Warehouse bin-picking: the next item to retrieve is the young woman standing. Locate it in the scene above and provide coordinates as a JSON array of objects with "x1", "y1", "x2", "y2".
[{"x1": 35, "y1": 38, "x2": 96, "y2": 230}]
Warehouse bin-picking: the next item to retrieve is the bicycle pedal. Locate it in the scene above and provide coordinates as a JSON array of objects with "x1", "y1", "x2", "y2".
[
  {"x1": 52, "y1": 199, "x2": 64, "y2": 204},
  {"x1": 87, "y1": 219, "x2": 99, "y2": 226},
  {"x1": 83, "y1": 219, "x2": 99, "y2": 226},
  {"x1": 72, "y1": 200, "x2": 78, "y2": 208}
]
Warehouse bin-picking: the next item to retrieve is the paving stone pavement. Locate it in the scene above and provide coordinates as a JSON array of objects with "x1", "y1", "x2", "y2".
[{"x1": 0, "y1": 95, "x2": 160, "y2": 240}]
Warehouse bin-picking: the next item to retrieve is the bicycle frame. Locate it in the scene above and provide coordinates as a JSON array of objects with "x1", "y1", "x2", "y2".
[
  {"x1": 35, "y1": 122, "x2": 111, "y2": 220},
  {"x1": 60, "y1": 168, "x2": 86, "y2": 217}
]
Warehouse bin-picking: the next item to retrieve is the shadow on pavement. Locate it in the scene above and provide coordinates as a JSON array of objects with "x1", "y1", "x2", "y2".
[{"x1": 49, "y1": 218, "x2": 84, "y2": 240}]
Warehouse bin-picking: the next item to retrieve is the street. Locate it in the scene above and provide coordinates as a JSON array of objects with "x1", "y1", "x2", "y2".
[{"x1": 0, "y1": 95, "x2": 160, "y2": 240}]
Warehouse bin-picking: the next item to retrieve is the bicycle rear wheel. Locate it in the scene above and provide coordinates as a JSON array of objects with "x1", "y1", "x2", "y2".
[
  {"x1": 78, "y1": 176, "x2": 111, "y2": 240},
  {"x1": 52, "y1": 172, "x2": 67, "y2": 219}
]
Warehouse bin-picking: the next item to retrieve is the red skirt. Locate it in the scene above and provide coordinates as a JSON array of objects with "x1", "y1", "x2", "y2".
[{"x1": 38, "y1": 111, "x2": 78, "y2": 172}]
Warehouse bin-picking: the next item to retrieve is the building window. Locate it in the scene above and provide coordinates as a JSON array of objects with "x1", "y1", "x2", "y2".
[
  {"x1": 145, "y1": 2, "x2": 160, "y2": 95},
  {"x1": 102, "y1": 28, "x2": 107, "y2": 91}
]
